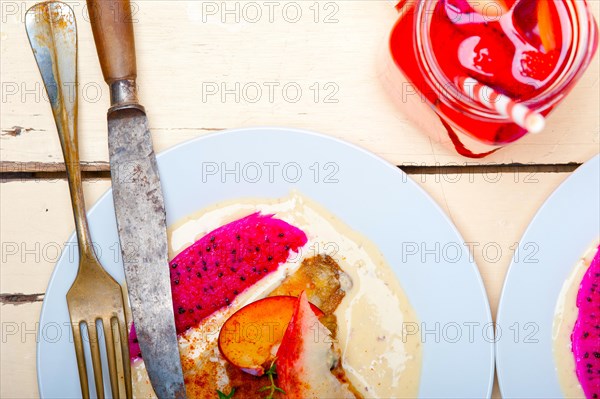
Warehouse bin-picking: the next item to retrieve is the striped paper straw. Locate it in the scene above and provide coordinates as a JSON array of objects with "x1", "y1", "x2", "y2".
[{"x1": 457, "y1": 76, "x2": 546, "y2": 134}]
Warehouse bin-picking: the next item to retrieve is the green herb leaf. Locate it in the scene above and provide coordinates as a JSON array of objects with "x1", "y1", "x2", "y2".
[
  {"x1": 266, "y1": 362, "x2": 277, "y2": 376},
  {"x1": 258, "y1": 359, "x2": 286, "y2": 399},
  {"x1": 216, "y1": 388, "x2": 236, "y2": 399}
]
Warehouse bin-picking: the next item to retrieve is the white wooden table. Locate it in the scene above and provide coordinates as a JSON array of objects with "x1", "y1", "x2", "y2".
[{"x1": 1, "y1": 1, "x2": 599, "y2": 397}]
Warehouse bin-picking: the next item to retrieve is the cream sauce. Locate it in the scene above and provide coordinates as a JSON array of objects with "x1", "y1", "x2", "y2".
[
  {"x1": 132, "y1": 192, "x2": 422, "y2": 398},
  {"x1": 552, "y1": 240, "x2": 599, "y2": 399}
]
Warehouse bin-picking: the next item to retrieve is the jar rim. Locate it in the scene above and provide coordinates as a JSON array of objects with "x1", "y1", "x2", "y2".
[{"x1": 413, "y1": 0, "x2": 598, "y2": 121}]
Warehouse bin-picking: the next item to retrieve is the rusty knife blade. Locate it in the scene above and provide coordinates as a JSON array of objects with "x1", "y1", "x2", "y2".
[{"x1": 107, "y1": 107, "x2": 186, "y2": 398}]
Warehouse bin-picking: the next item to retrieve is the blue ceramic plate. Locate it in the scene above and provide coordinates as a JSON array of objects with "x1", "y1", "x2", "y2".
[
  {"x1": 496, "y1": 155, "x2": 600, "y2": 398},
  {"x1": 37, "y1": 127, "x2": 494, "y2": 398}
]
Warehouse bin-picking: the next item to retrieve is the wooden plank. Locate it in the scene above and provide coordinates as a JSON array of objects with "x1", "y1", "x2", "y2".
[
  {"x1": 0, "y1": 179, "x2": 112, "y2": 294},
  {"x1": 1, "y1": 1, "x2": 598, "y2": 170},
  {"x1": 0, "y1": 302, "x2": 42, "y2": 399},
  {"x1": 418, "y1": 169, "x2": 570, "y2": 319}
]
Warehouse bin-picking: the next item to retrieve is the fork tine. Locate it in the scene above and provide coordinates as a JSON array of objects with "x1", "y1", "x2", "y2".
[
  {"x1": 87, "y1": 320, "x2": 105, "y2": 398},
  {"x1": 116, "y1": 310, "x2": 133, "y2": 398},
  {"x1": 72, "y1": 321, "x2": 90, "y2": 399},
  {"x1": 103, "y1": 317, "x2": 119, "y2": 398}
]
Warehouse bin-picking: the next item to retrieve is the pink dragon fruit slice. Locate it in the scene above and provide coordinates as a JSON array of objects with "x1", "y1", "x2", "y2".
[
  {"x1": 572, "y1": 245, "x2": 600, "y2": 399},
  {"x1": 128, "y1": 324, "x2": 141, "y2": 360},
  {"x1": 129, "y1": 212, "x2": 307, "y2": 360}
]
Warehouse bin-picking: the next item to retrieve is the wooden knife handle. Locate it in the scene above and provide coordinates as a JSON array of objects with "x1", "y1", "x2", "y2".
[{"x1": 86, "y1": 0, "x2": 136, "y2": 84}]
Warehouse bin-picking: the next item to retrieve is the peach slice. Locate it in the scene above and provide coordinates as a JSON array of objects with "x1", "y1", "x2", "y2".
[{"x1": 218, "y1": 296, "x2": 323, "y2": 376}]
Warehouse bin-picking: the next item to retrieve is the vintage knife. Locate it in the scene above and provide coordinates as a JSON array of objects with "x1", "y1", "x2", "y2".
[{"x1": 85, "y1": 0, "x2": 186, "y2": 397}]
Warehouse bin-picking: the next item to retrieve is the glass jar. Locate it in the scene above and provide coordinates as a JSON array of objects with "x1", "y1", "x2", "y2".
[{"x1": 385, "y1": 0, "x2": 599, "y2": 157}]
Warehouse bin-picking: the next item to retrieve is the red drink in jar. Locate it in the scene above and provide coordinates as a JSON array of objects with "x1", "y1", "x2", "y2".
[{"x1": 387, "y1": 0, "x2": 598, "y2": 157}]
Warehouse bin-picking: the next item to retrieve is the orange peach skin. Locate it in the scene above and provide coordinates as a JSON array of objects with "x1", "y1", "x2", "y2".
[{"x1": 218, "y1": 296, "x2": 323, "y2": 376}]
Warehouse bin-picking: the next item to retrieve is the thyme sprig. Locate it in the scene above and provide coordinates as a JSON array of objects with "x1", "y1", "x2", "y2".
[{"x1": 258, "y1": 359, "x2": 285, "y2": 399}]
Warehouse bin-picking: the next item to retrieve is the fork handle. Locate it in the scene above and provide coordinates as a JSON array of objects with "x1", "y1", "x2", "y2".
[
  {"x1": 26, "y1": 3, "x2": 97, "y2": 261},
  {"x1": 61, "y1": 129, "x2": 95, "y2": 260}
]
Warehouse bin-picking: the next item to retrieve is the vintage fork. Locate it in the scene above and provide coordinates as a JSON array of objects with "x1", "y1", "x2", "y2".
[{"x1": 25, "y1": 2, "x2": 132, "y2": 398}]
